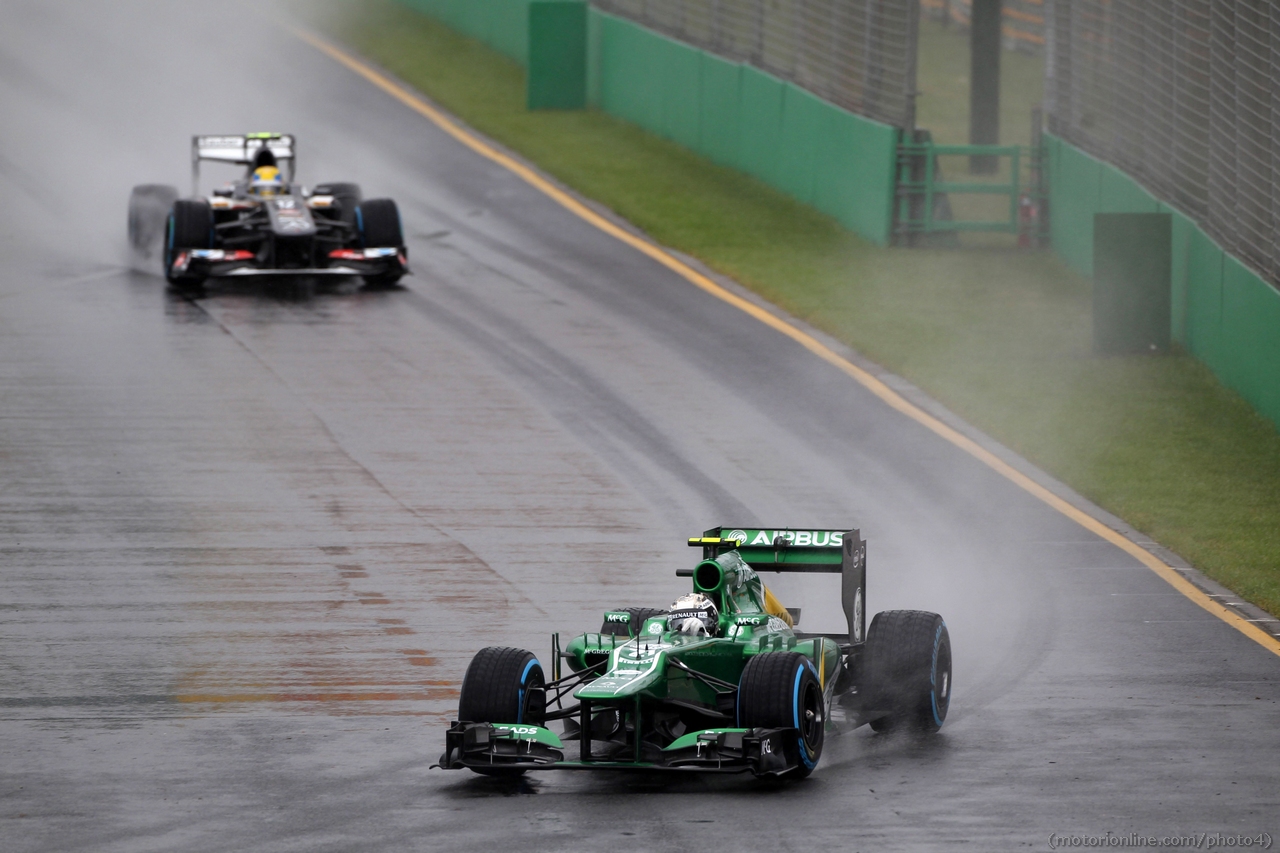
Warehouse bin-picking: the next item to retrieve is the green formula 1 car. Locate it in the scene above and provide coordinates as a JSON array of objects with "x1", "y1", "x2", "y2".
[{"x1": 439, "y1": 527, "x2": 951, "y2": 778}]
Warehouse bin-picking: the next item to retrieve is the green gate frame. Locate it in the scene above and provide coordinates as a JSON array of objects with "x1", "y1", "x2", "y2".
[{"x1": 895, "y1": 141, "x2": 1045, "y2": 240}]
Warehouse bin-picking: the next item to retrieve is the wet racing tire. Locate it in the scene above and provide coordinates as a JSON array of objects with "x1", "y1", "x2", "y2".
[
  {"x1": 600, "y1": 607, "x2": 666, "y2": 638},
  {"x1": 458, "y1": 647, "x2": 546, "y2": 777},
  {"x1": 459, "y1": 646, "x2": 546, "y2": 726},
  {"x1": 863, "y1": 610, "x2": 951, "y2": 733},
  {"x1": 356, "y1": 198, "x2": 405, "y2": 286},
  {"x1": 128, "y1": 184, "x2": 178, "y2": 257},
  {"x1": 737, "y1": 651, "x2": 824, "y2": 779},
  {"x1": 460, "y1": 645, "x2": 545, "y2": 722},
  {"x1": 164, "y1": 199, "x2": 214, "y2": 286}
]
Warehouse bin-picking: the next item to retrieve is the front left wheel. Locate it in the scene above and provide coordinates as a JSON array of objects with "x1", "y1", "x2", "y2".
[{"x1": 737, "y1": 651, "x2": 825, "y2": 779}]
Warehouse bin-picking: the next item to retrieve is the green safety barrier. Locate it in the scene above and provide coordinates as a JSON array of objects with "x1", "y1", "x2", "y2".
[
  {"x1": 590, "y1": 11, "x2": 897, "y2": 245},
  {"x1": 1045, "y1": 132, "x2": 1280, "y2": 430}
]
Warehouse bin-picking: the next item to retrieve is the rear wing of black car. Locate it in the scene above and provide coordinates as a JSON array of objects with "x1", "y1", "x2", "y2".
[
  {"x1": 191, "y1": 133, "x2": 296, "y2": 194},
  {"x1": 687, "y1": 527, "x2": 866, "y2": 648}
]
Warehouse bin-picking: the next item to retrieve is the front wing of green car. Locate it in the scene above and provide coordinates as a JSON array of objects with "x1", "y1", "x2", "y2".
[{"x1": 439, "y1": 722, "x2": 805, "y2": 776}]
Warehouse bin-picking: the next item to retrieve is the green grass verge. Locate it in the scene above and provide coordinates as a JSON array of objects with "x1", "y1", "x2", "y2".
[{"x1": 326, "y1": 2, "x2": 1280, "y2": 617}]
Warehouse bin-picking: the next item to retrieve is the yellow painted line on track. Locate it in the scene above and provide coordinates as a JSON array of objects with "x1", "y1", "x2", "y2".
[{"x1": 297, "y1": 31, "x2": 1280, "y2": 659}]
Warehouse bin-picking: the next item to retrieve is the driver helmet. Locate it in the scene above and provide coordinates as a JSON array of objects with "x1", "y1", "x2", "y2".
[
  {"x1": 668, "y1": 593, "x2": 719, "y2": 637},
  {"x1": 248, "y1": 165, "x2": 284, "y2": 198}
]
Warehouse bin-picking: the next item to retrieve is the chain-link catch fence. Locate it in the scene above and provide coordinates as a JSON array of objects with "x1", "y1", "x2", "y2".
[
  {"x1": 1047, "y1": 0, "x2": 1280, "y2": 290},
  {"x1": 592, "y1": 0, "x2": 919, "y2": 129},
  {"x1": 919, "y1": 0, "x2": 1047, "y2": 53}
]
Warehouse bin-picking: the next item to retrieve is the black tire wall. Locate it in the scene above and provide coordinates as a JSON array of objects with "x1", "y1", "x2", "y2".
[
  {"x1": 357, "y1": 198, "x2": 404, "y2": 248},
  {"x1": 169, "y1": 199, "x2": 214, "y2": 250},
  {"x1": 458, "y1": 646, "x2": 545, "y2": 725},
  {"x1": 863, "y1": 609, "x2": 951, "y2": 733},
  {"x1": 737, "y1": 651, "x2": 825, "y2": 778}
]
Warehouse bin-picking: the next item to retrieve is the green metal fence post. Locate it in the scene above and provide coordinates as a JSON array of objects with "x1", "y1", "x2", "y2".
[
  {"x1": 1008, "y1": 146, "x2": 1020, "y2": 229},
  {"x1": 923, "y1": 142, "x2": 936, "y2": 233}
]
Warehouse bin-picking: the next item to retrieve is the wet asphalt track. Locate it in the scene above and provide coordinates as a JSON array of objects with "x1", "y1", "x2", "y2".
[{"x1": 1, "y1": 2, "x2": 1278, "y2": 851}]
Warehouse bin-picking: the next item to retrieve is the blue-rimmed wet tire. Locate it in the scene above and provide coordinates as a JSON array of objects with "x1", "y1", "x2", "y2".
[
  {"x1": 458, "y1": 647, "x2": 546, "y2": 776},
  {"x1": 459, "y1": 646, "x2": 546, "y2": 724},
  {"x1": 863, "y1": 610, "x2": 951, "y2": 733},
  {"x1": 356, "y1": 198, "x2": 405, "y2": 287},
  {"x1": 458, "y1": 647, "x2": 545, "y2": 776},
  {"x1": 164, "y1": 199, "x2": 213, "y2": 287},
  {"x1": 737, "y1": 651, "x2": 824, "y2": 779}
]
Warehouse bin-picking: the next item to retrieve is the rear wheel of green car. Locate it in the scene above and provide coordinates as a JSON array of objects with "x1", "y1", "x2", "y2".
[
  {"x1": 863, "y1": 610, "x2": 951, "y2": 733},
  {"x1": 737, "y1": 651, "x2": 824, "y2": 779},
  {"x1": 458, "y1": 647, "x2": 546, "y2": 776}
]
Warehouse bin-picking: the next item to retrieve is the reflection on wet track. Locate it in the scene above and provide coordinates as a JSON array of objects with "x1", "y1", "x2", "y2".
[{"x1": 1, "y1": 2, "x2": 1277, "y2": 851}]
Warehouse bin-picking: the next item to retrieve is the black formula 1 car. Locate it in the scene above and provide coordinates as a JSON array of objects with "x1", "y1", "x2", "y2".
[
  {"x1": 439, "y1": 527, "x2": 953, "y2": 778},
  {"x1": 128, "y1": 133, "x2": 408, "y2": 288}
]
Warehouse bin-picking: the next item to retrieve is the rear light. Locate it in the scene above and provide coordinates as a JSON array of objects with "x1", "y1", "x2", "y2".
[
  {"x1": 328, "y1": 249, "x2": 364, "y2": 260},
  {"x1": 226, "y1": 250, "x2": 255, "y2": 261}
]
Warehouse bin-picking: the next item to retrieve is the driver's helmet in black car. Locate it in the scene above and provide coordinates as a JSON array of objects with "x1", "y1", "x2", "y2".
[
  {"x1": 248, "y1": 165, "x2": 285, "y2": 198},
  {"x1": 668, "y1": 593, "x2": 719, "y2": 637}
]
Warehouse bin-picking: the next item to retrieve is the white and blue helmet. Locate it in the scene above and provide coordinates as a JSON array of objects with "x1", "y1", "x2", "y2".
[{"x1": 668, "y1": 593, "x2": 718, "y2": 636}]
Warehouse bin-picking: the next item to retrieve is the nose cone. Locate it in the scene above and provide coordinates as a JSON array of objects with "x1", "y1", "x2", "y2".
[
  {"x1": 266, "y1": 197, "x2": 317, "y2": 237},
  {"x1": 574, "y1": 636, "x2": 669, "y2": 700}
]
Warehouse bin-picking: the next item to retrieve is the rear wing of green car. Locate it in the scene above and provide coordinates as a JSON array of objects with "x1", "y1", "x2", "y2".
[{"x1": 686, "y1": 527, "x2": 867, "y2": 648}]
